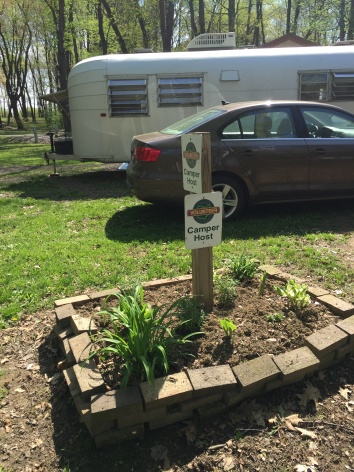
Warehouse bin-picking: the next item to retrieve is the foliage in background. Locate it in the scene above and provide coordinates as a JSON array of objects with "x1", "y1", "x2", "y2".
[{"x1": 92, "y1": 285, "x2": 198, "y2": 386}]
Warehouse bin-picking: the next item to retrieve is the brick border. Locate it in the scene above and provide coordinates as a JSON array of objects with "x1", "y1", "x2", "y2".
[{"x1": 54, "y1": 267, "x2": 354, "y2": 447}]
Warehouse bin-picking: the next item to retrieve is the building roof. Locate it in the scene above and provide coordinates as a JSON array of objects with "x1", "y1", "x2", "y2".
[{"x1": 261, "y1": 33, "x2": 319, "y2": 48}]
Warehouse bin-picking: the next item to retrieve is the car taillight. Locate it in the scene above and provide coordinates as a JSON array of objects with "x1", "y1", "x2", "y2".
[{"x1": 134, "y1": 146, "x2": 161, "y2": 162}]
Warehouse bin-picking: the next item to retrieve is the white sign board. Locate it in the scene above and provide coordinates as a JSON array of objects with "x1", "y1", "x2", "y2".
[
  {"x1": 181, "y1": 134, "x2": 202, "y2": 194},
  {"x1": 184, "y1": 192, "x2": 223, "y2": 250}
]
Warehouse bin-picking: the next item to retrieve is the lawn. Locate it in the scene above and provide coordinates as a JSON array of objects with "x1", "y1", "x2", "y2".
[{"x1": 0, "y1": 139, "x2": 353, "y2": 327}]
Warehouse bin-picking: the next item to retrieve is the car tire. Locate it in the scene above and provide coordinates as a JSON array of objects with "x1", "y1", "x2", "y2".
[{"x1": 212, "y1": 175, "x2": 246, "y2": 220}]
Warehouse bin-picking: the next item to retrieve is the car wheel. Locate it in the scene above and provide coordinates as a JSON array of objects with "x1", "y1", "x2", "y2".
[{"x1": 212, "y1": 175, "x2": 245, "y2": 220}]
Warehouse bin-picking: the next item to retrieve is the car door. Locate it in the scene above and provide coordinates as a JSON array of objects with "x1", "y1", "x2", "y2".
[
  {"x1": 220, "y1": 107, "x2": 310, "y2": 200},
  {"x1": 299, "y1": 105, "x2": 354, "y2": 195}
]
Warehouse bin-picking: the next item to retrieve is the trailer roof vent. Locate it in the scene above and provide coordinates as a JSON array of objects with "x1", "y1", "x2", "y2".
[{"x1": 187, "y1": 32, "x2": 236, "y2": 51}]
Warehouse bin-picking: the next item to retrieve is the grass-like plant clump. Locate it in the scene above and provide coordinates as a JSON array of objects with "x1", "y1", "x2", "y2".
[
  {"x1": 92, "y1": 286, "x2": 200, "y2": 387},
  {"x1": 229, "y1": 254, "x2": 258, "y2": 283}
]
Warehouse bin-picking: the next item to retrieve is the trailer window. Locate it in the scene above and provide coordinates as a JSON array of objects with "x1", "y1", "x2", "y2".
[
  {"x1": 108, "y1": 79, "x2": 148, "y2": 115},
  {"x1": 299, "y1": 73, "x2": 328, "y2": 101},
  {"x1": 299, "y1": 71, "x2": 354, "y2": 102},
  {"x1": 157, "y1": 76, "x2": 203, "y2": 106},
  {"x1": 332, "y1": 73, "x2": 354, "y2": 100}
]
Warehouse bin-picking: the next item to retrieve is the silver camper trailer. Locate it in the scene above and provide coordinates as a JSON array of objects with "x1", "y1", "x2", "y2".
[{"x1": 42, "y1": 32, "x2": 354, "y2": 166}]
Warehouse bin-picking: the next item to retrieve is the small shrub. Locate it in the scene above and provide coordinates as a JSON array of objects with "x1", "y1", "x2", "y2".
[
  {"x1": 92, "y1": 286, "x2": 198, "y2": 387},
  {"x1": 274, "y1": 279, "x2": 310, "y2": 311},
  {"x1": 219, "y1": 317, "x2": 237, "y2": 336},
  {"x1": 214, "y1": 275, "x2": 237, "y2": 307},
  {"x1": 230, "y1": 254, "x2": 258, "y2": 283}
]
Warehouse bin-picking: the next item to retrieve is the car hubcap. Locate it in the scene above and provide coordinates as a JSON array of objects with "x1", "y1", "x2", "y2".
[{"x1": 212, "y1": 183, "x2": 238, "y2": 218}]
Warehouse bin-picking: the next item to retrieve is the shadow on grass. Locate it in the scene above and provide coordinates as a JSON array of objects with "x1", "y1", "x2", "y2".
[
  {"x1": 106, "y1": 198, "x2": 354, "y2": 243},
  {"x1": 4, "y1": 167, "x2": 129, "y2": 200}
]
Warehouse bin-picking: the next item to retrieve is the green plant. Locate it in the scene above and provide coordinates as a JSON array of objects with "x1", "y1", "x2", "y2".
[
  {"x1": 266, "y1": 312, "x2": 285, "y2": 322},
  {"x1": 259, "y1": 270, "x2": 267, "y2": 295},
  {"x1": 173, "y1": 296, "x2": 205, "y2": 333},
  {"x1": 219, "y1": 317, "x2": 237, "y2": 336},
  {"x1": 92, "y1": 286, "x2": 198, "y2": 386},
  {"x1": 230, "y1": 254, "x2": 258, "y2": 283},
  {"x1": 274, "y1": 279, "x2": 310, "y2": 311},
  {"x1": 214, "y1": 275, "x2": 237, "y2": 307}
]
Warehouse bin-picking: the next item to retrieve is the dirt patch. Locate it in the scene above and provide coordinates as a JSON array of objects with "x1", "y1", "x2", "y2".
[{"x1": 1, "y1": 277, "x2": 353, "y2": 472}]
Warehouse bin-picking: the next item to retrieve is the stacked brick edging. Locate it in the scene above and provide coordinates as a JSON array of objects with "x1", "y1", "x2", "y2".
[{"x1": 53, "y1": 267, "x2": 354, "y2": 448}]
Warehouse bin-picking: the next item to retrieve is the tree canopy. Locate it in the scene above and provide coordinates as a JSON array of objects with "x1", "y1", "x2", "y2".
[{"x1": 0, "y1": 0, "x2": 353, "y2": 127}]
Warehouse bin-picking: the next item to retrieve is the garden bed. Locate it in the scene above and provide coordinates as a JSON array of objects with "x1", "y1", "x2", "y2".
[{"x1": 53, "y1": 265, "x2": 354, "y2": 448}]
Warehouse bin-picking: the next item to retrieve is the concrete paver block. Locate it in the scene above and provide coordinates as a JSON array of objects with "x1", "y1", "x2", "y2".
[
  {"x1": 307, "y1": 285, "x2": 330, "y2": 298},
  {"x1": 317, "y1": 294, "x2": 354, "y2": 317},
  {"x1": 69, "y1": 332, "x2": 95, "y2": 364},
  {"x1": 117, "y1": 406, "x2": 167, "y2": 429},
  {"x1": 336, "y1": 315, "x2": 354, "y2": 340},
  {"x1": 70, "y1": 314, "x2": 97, "y2": 335},
  {"x1": 61, "y1": 338, "x2": 75, "y2": 366},
  {"x1": 304, "y1": 324, "x2": 348, "y2": 358},
  {"x1": 232, "y1": 355, "x2": 280, "y2": 394},
  {"x1": 258, "y1": 265, "x2": 283, "y2": 276},
  {"x1": 88, "y1": 288, "x2": 120, "y2": 301},
  {"x1": 55, "y1": 304, "x2": 76, "y2": 328},
  {"x1": 91, "y1": 386, "x2": 143, "y2": 423},
  {"x1": 73, "y1": 359, "x2": 106, "y2": 401},
  {"x1": 180, "y1": 393, "x2": 223, "y2": 412},
  {"x1": 55, "y1": 295, "x2": 90, "y2": 307},
  {"x1": 148, "y1": 408, "x2": 192, "y2": 430},
  {"x1": 73, "y1": 395, "x2": 115, "y2": 436},
  {"x1": 187, "y1": 365, "x2": 237, "y2": 397},
  {"x1": 63, "y1": 366, "x2": 81, "y2": 397},
  {"x1": 94, "y1": 424, "x2": 145, "y2": 447},
  {"x1": 273, "y1": 347, "x2": 320, "y2": 382},
  {"x1": 53, "y1": 324, "x2": 73, "y2": 341},
  {"x1": 196, "y1": 400, "x2": 228, "y2": 418},
  {"x1": 140, "y1": 372, "x2": 193, "y2": 411}
]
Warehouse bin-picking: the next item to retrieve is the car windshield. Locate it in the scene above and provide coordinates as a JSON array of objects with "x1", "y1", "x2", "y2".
[{"x1": 160, "y1": 108, "x2": 226, "y2": 135}]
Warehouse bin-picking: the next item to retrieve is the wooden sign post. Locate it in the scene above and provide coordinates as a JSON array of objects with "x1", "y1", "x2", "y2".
[{"x1": 182, "y1": 133, "x2": 222, "y2": 312}]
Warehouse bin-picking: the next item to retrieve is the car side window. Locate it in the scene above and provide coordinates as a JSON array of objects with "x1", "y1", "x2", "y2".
[
  {"x1": 221, "y1": 109, "x2": 296, "y2": 140},
  {"x1": 300, "y1": 107, "x2": 354, "y2": 138}
]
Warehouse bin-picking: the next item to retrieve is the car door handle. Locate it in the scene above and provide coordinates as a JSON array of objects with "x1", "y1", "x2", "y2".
[
  {"x1": 314, "y1": 148, "x2": 326, "y2": 155},
  {"x1": 243, "y1": 149, "x2": 253, "y2": 156}
]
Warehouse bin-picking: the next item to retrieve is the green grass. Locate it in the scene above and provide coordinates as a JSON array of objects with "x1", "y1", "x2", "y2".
[{"x1": 0, "y1": 141, "x2": 353, "y2": 327}]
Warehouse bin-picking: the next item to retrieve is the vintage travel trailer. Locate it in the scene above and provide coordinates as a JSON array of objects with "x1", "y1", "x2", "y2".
[{"x1": 43, "y1": 33, "x2": 354, "y2": 165}]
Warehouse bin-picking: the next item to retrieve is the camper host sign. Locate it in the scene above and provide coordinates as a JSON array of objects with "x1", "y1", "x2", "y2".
[
  {"x1": 184, "y1": 192, "x2": 222, "y2": 250},
  {"x1": 181, "y1": 134, "x2": 202, "y2": 194}
]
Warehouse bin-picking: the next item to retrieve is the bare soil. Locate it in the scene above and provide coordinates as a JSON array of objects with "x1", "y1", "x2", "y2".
[{"x1": 1, "y1": 277, "x2": 353, "y2": 472}]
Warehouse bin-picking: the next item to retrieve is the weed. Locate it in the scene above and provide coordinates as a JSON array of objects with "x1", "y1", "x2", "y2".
[
  {"x1": 173, "y1": 296, "x2": 205, "y2": 333},
  {"x1": 266, "y1": 312, "x2": 285, "y2": 322},
  {"x1": 259, "y1": 270, "x2": 267, "y2": 295},
  {"x1": 92, "y1": 286, "x2": 199, "y2": 386},
  {"x1": 229, "y1": 254, "x2": 258, "y2": 283},
  {"x1": 214, "y1": 275, "x2": 237, "y2": 307},
  {"x1": 274, "y1": 279, "x2": 310, "y2": 311},
  {"x1": 219, "y1": 318, "x2": 237, "y2": 336}
]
